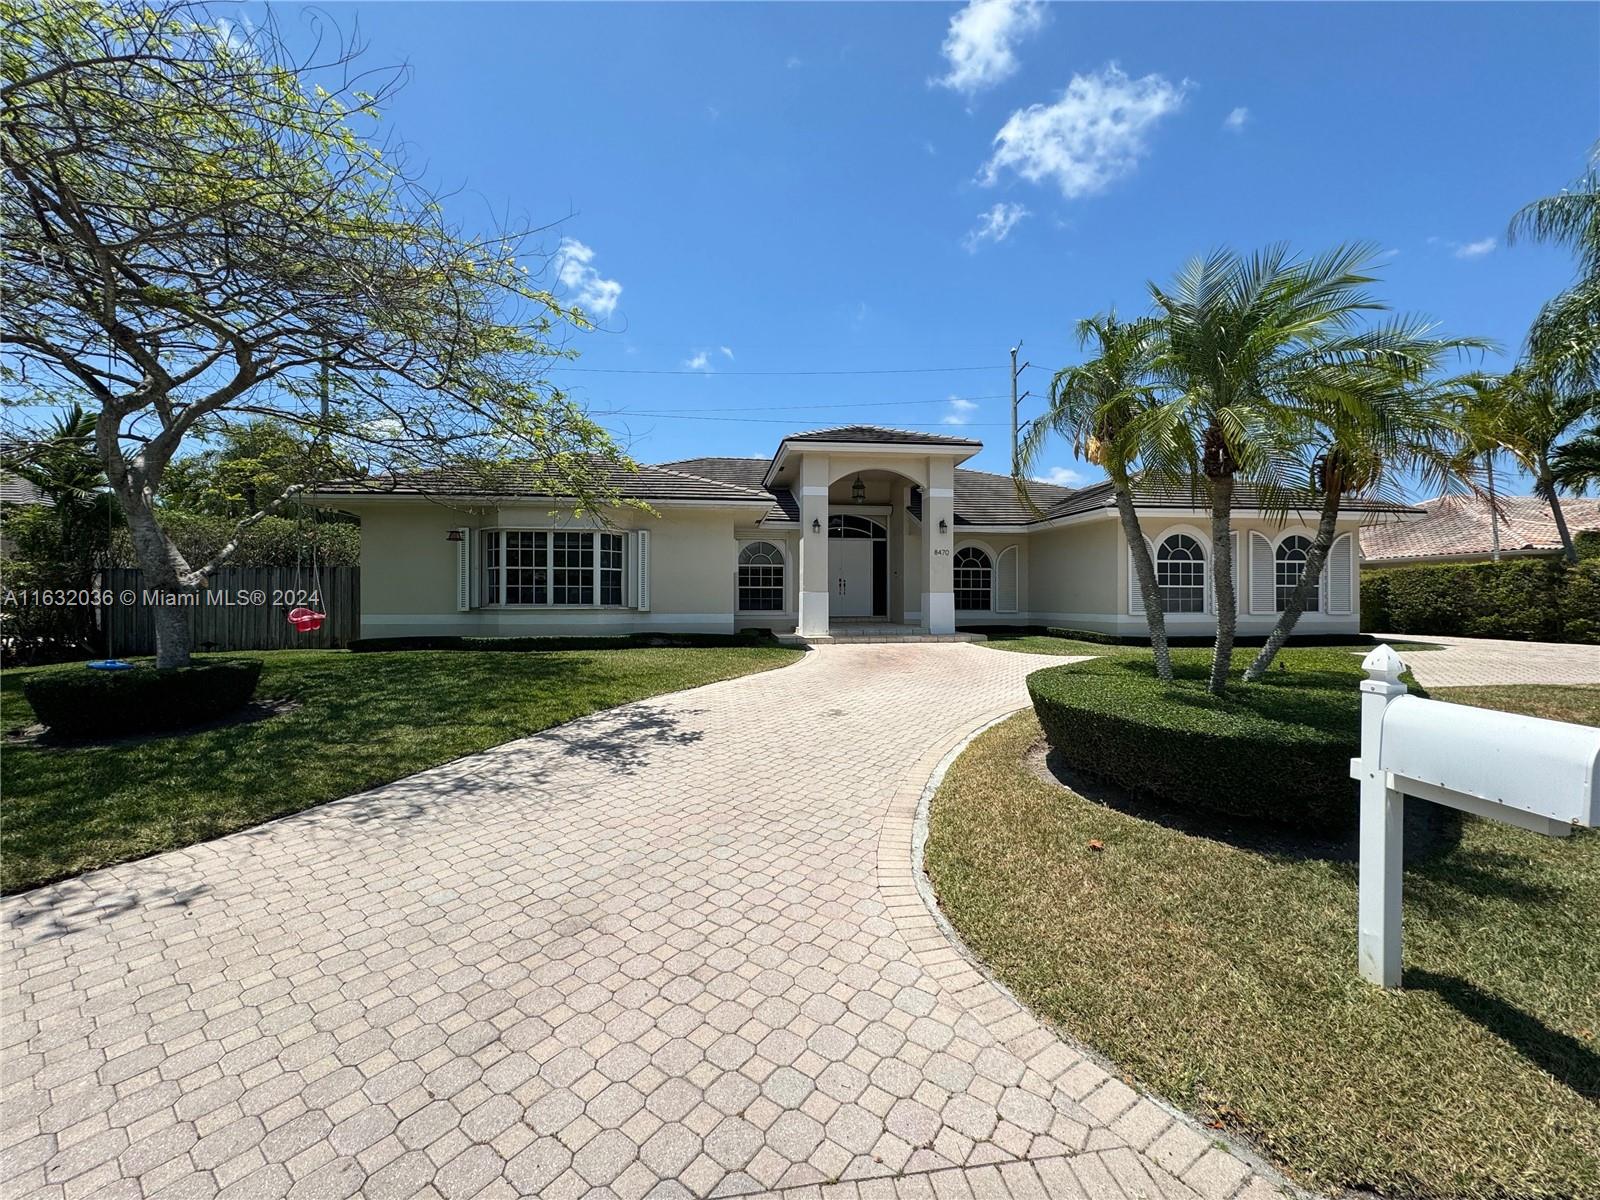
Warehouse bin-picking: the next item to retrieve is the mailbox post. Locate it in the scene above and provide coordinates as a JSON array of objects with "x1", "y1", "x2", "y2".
[
  {"x1": 1351, "y1": 643, "x2": 1600, "y2": 989},
  {"x1": 1353, "y1": 645, "x2": 1408, "y2": 987}
]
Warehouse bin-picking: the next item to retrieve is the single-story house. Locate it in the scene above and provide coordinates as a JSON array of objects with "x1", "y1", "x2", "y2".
[
  {"x1": 1360, "y1": 494, "x2": 1600, "y2": 566},
  {"x1": 310, "y1": 425, "x2": 1414, "y2": 641}
]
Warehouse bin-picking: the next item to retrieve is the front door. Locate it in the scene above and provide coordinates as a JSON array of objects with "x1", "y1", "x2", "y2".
[{"x1": 832, "y1": 539, "x2": 875, "y2": 617}]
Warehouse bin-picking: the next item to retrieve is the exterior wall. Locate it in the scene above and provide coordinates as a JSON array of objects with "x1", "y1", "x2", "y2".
[
  {"x1": 352, "y1": 500, "x2": 750, "y2": 638},
  {"x1": 1024, "y1": 519, "x2": 1120, "y2": 625},
  {"x1": 949, "y1": 533, "x2": 1029, "y2": 625}
]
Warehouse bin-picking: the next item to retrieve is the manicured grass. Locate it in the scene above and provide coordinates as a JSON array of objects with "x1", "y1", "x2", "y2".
[
  {"x1": 0, "y1": 644, "x2": 800, "y2": 894},
  {"x1": 926, "y1": 686, "x2": 1600, "y2": 1199},
  {"x1": 1436, "y1": 683, "x2": 1600, "y2": 727}
]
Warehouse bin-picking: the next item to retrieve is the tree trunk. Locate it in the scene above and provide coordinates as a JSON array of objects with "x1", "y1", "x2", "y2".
[
  {"x1": 1207, "y1": 474, "x2": 1235, "y2": 696},
  {"x1": 1244, "y1": 487, "x2": 1342, "y2": 681},
  {"x1": 118, "y1": 490, "x2": 198, "y2": 668},
  {"x1": 1486, "y1": 455, "x2": 1501, "y2": 562},
  {"x1": 1112, "y1": 484, "x2": 1172, "y2": 681},
  {"x1": 1539, "y1": 460, "x2": 1578, "y2": 563}
]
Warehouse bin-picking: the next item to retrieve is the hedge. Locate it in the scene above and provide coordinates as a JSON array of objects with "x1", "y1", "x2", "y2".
[
  {"x1": 348, "y1": 631, "x2": 780, "y2": 653},
  {"x1": 1362, "y1": 552, "x2": 1600, "y2": 644},
  {"x1": 108, "y1": 511, "x2": 360, "y2": 569},
  {"x1": 1026, "y1": 651, "x2": 1396, "y2": 831},
  {"x1": 22, "y1": 659, "x2": 263, "y2": 738}
]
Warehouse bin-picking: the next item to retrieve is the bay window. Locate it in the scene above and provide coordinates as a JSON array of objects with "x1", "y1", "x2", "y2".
[{"x1": 482, "y1": 530, "x2": 625, "y2": 607}]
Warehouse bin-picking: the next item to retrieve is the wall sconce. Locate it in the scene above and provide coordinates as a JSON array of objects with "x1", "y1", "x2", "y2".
[
  {"x1": 812, "y1": 518, "x2": 822, "y2": 533},
  {"x1": 851, "y1": 475, "x2": 866, "y2": 505},
  {"x1": 445, "y1": 529, "x2": 464, "y2": 542},
  {"x1": 938, "y1": 519, "x2": 948, "y2": 534}
]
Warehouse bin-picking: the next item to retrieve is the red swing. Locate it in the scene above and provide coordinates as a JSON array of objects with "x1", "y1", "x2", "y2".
[{"x1": 286, "y1": 515, "x2": 327, "y2": 634}]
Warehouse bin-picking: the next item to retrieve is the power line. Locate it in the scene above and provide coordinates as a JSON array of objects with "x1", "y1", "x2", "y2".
[
  {"x1": 594, "y1": 394, "x2": 1008, "y2": 416},
  {"x1": 551, "y1": 364, "x2": 1005, "y2": 377},
  {"x1": 594, "y1": 412, "x2": 1014, "y2": 426}
]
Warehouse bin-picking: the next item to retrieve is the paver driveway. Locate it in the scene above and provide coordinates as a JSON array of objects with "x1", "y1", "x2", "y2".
[
  {"x1": 2, "y1": 645, "x2": 1279, "y2": 1200},
  {"x1": 1381, "y1": 634, "x2": 1600, "y2": 689}
]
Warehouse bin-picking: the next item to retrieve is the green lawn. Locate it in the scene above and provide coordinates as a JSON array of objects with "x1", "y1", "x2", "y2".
[
  {"x1": 979, "y1": 629, "x2": 1445, "y2": 658},
  {"x1": 926, "y1": 678, "x2": 1600, "y2": 1200},
  {"x1": 0, "y1": 644, "x2": 800, "y2": 894}
]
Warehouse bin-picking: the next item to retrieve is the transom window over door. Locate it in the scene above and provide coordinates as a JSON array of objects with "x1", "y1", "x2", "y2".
[
  {"x1": 1275, "y1": 535, "x2": 1313, "y2": 611},
  {"x1": 738, "y1": 542, "x2": 785, "y2": 611},
  {"x1": 1156, "y1": 534, "x2": 1206, "y2": 613},
  {"x1": 954, "y1": 546, "x2": 992, "y2": 611},
  {"x1": 482, "y1": 530, "x2": 623, "y2": 607}
]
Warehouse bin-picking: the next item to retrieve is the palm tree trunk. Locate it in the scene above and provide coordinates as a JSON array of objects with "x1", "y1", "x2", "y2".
[
  {"x1": 1207, "y1": 474, "x2": 1235, "y2": 696},
  {"x1": 1538, "y1": 459, "x2": 1578, "y2": 563},
  {"x1": 1486, "y1": 455, "x2": 1501, "y2": 562},
  {"x1": 1112, "y1": 485, "x2": 1172, "y2": 681},
  {"x1": 1244, "y1": 487, "x2": 1342, "y2": 681}
]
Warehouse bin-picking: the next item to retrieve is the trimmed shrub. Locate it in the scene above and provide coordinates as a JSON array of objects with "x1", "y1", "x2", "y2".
[
  {"x1": 108, "y1": 511, "x2": 359, "y2": 569},
  {"x1": 1361, "y1": 555, "x2": 1597, "y2": 643},
  {"x1": 22, "y1": 659, "x2": 262, "y2": 738},
  {"x1": 1044, "y1": 626, "x2": 1122, "y2": 645},
  {"x1": 348, "y1": 631, "x2": 779, "y2": 653},
  {"x1": 1027, "y1": 652, "x2": 1386, "y2": 831}
]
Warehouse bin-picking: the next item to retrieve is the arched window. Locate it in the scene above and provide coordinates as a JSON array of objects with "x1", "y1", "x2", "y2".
[
  {"x1": 738, "y1": 542, "x2": 785, "y2": 611},
  {"x1": 954, "y1": 546, "x2": 992, "y2": 611},
  {"x1": 1156, "y1": 534, "x2": 1206, "y2": 613},
  {"x1": 1275, "y1": 535, "x2": 1313, "y2": 612}
]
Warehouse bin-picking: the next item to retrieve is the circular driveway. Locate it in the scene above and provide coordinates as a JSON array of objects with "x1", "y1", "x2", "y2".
[{"x1": 2, "y1": 644, "x2": 1279, "y2": 1200}]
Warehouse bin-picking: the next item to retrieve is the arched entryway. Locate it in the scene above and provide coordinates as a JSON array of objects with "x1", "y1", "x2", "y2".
[{"x1": 828, "y1": 514, "x2": 888, "y2": 618}]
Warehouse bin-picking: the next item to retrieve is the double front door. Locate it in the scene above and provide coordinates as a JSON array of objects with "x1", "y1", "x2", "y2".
[{"x1": 829, "y1": 514, "x2": 887, "y2": 618}]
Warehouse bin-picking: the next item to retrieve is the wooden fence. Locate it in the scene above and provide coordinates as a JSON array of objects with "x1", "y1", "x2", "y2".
[{"x1": 101, "y1": 566, "x2": 360, "y2": 653}]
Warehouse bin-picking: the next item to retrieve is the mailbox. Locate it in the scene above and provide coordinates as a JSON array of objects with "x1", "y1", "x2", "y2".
[
  {"x1": 1377, "y1": 694, "x2": 1600, "y2": 829},
  {"x1": 1352, "y1": 644, "x2": 1600, "y2": 989}
]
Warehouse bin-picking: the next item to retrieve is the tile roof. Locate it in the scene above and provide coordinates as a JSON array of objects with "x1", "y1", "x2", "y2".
[
  {"x1": 657, "y1": 457, "x2": 796, "y2": 524},
  {"x1": 313, "y1": 455, "x2": 770, "y2": 504},
  {"x1": 1040, "y1": 479, "x2": 1421, "y2": 520},
  {"x1": 1359, "y1": 494, "x2": 1600, "y2": 562},
  {"x1": 0, "y1": 470, "x2": 49, "y2": 507},
  {"x1": 780, "y1": 425, "x2": 982, "y2": 447}
]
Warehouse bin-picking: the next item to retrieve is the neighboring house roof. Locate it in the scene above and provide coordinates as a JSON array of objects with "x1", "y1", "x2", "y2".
[
  {"x1": 779, "y1": 425, "x2": 981, "y2": 447},
  {"x1": 1359, "y1": 494, "x2": 1600, "y2": 563},
  {"x1": 0, "y1": 469, "x2": 50, "y2": 507},
  {"x1": 311, "y1": 454, "x2": 770, "y2": 505}
]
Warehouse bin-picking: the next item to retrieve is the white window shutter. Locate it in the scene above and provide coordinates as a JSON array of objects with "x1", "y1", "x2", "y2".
[
  {"x1": 455, "y1": 529, "x2": 472, "y2": 612},
  {"x1": 1249, "y1": 532, "x2": 1274, "y2": 614},
  {"x1": 996, "y1": 546, "x2": 1018, "y2": 614},
  {"x1": 635, "y1": 530, "x2": 651, "y2": 612},
  {"x1": 1324, "y1": 533, "x2": 1354, "y2": 614}
]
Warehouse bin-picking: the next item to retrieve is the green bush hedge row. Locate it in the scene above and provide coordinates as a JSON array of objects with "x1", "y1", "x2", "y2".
[
  {"x1": 1026, "y1": 651, "x2": 1393, "y2": 831},
  {"x1": 348, "y1": 631, "x2": 780, "y2": 653},
  {"x1": 109, "y1": 511, "x2": 360, "y2": 569},
  {"x1": 22, "y1": 659, "x2": 263, "y2": 738},
  {"x1": 1362, "y1": 553, "x2": 1600, "y2": 644}
]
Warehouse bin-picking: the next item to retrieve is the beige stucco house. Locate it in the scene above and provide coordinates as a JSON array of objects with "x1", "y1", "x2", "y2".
[{"x1": 311, "y1": 426, "x2": 1408, "y2": 642}]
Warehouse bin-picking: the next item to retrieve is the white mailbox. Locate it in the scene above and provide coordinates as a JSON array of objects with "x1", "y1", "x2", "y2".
[{"x1": 1350, "y1": 644, "x2": 1600, "y2": 988}]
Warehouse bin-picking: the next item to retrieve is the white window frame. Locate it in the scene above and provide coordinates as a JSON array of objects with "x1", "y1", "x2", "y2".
[
  {"x1": 1273, "y1": 532, "x2": 1317, "y2": 612},
  {"x1": 1154, "y1": 530, "x2": 1208, "y2": 614},
  {"x1": 480, "y1": 528, "x2": 627, "y2": 609},
  {"x1": 737, "y1": 540, "x2": 789, "y2": 613},
  {"x1": 953, "y1": 542, "x2": 994, "y2": 612}
]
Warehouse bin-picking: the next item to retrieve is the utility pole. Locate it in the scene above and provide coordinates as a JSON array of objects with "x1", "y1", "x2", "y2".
[{"x1": 1010, "y1": 342, "x2": 1031, "y2": 476}]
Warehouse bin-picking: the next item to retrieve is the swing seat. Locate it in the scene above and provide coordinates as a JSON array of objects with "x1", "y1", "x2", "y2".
[{"x1": 287, "y1": 606, "x2": 326, "y2": 633}]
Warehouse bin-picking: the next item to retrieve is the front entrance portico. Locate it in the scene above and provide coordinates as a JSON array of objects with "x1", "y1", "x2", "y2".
[{"x1": 766, "y1": 431, "x2": 976, "y2": 638}]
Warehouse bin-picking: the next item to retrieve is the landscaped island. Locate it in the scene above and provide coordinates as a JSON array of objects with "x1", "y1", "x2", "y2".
[{"x1": 926, "y1": 646, "x2": 1600, "y2": 1200}]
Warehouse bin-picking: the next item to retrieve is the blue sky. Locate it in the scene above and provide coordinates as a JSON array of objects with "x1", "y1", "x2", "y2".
[{"x1": 320, "y1": 3, "x2": 1592, "y2": 487}]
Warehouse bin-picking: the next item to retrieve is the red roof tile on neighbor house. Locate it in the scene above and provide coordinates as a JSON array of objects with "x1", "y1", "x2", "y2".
[{"x1": 1359, "y1": 495, "x2": 1600, "y2": 563}]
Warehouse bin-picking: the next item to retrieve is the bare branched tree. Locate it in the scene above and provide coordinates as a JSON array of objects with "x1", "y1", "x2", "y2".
[{"x1": 2, "y1": 0, "x2": 626, "y2": 665}]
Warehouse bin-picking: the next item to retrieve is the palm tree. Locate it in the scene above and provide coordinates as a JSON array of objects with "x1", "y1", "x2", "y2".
[
  {"x1": 1138, "y1": 245, "x2": 1388, "y2": 695},
  {"x1": 1508, "y1": 150, "x2": 1599, "y2": 392},
  {"x1": 1480, "y1": 370, "x2": 1595, "y2": 562},
  {"x1": 1550, "y1": 431, "x2": 1600, "y2": 495},
  {"x1": 1243, "y1": 341, "x2": 1483, "y2": 681},
  {"x1": 1015, "y1": 314, "x2": 1173, "y2": 680}
]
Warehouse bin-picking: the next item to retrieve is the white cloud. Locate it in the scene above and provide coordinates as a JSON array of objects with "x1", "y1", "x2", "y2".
[
  {"x1": 980, "y1": 64, "x2": 1189, "y2": 198},
  {"x1": 683, "y1": 351, "x2": 713, "y2": 372},
  {"x1": 1033, "y1": 466, "x2": 1087, "y2": 487},
  {"x1": 934, "y1": 0, "x2": 1046, "y2": 96},
  {"x1": 786, "y1": 55, "x2": 804, "y2": 69},
  {"x1": 1454, "y1": 237, "x2": 1496, "y2": 259},
  {"x1": 941, "y1": 397, "x2": 980, "y2": 426},
  {"x1": 553, "y1": 238, "x2": 622, "y2": 321},
  {"x1": 719, "y1": 346, "x2": 735, "y2": 360},
  {"x1": 1223, "y1": 106, "x2": 1249, "y2": 132},
  {"x1": 963, "y1": 202, "x2": 1030, "y2": 252}
]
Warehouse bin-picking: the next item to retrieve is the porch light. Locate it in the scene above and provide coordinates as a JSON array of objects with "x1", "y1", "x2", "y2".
[
  {"x1": 938, "y1": 519, "x2": 948, "y2": 534},
  {"x1": 445, "y1": 529, "x2": 464, "y2": 542},
  {"x1": 812, "y1": 518, "x2": 822, "y2": 533},
  {"x1": 851, "y1": 475, "x2": 866, "y2": 505}
]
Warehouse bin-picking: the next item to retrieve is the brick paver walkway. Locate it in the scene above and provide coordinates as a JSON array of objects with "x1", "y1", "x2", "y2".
[
  {"x1": 1, "y1": 645, "x2": 1284, "y2": 1200},
  {"x1": 1381, "y1": 634, "x2": 1600, "y2": 688}
]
